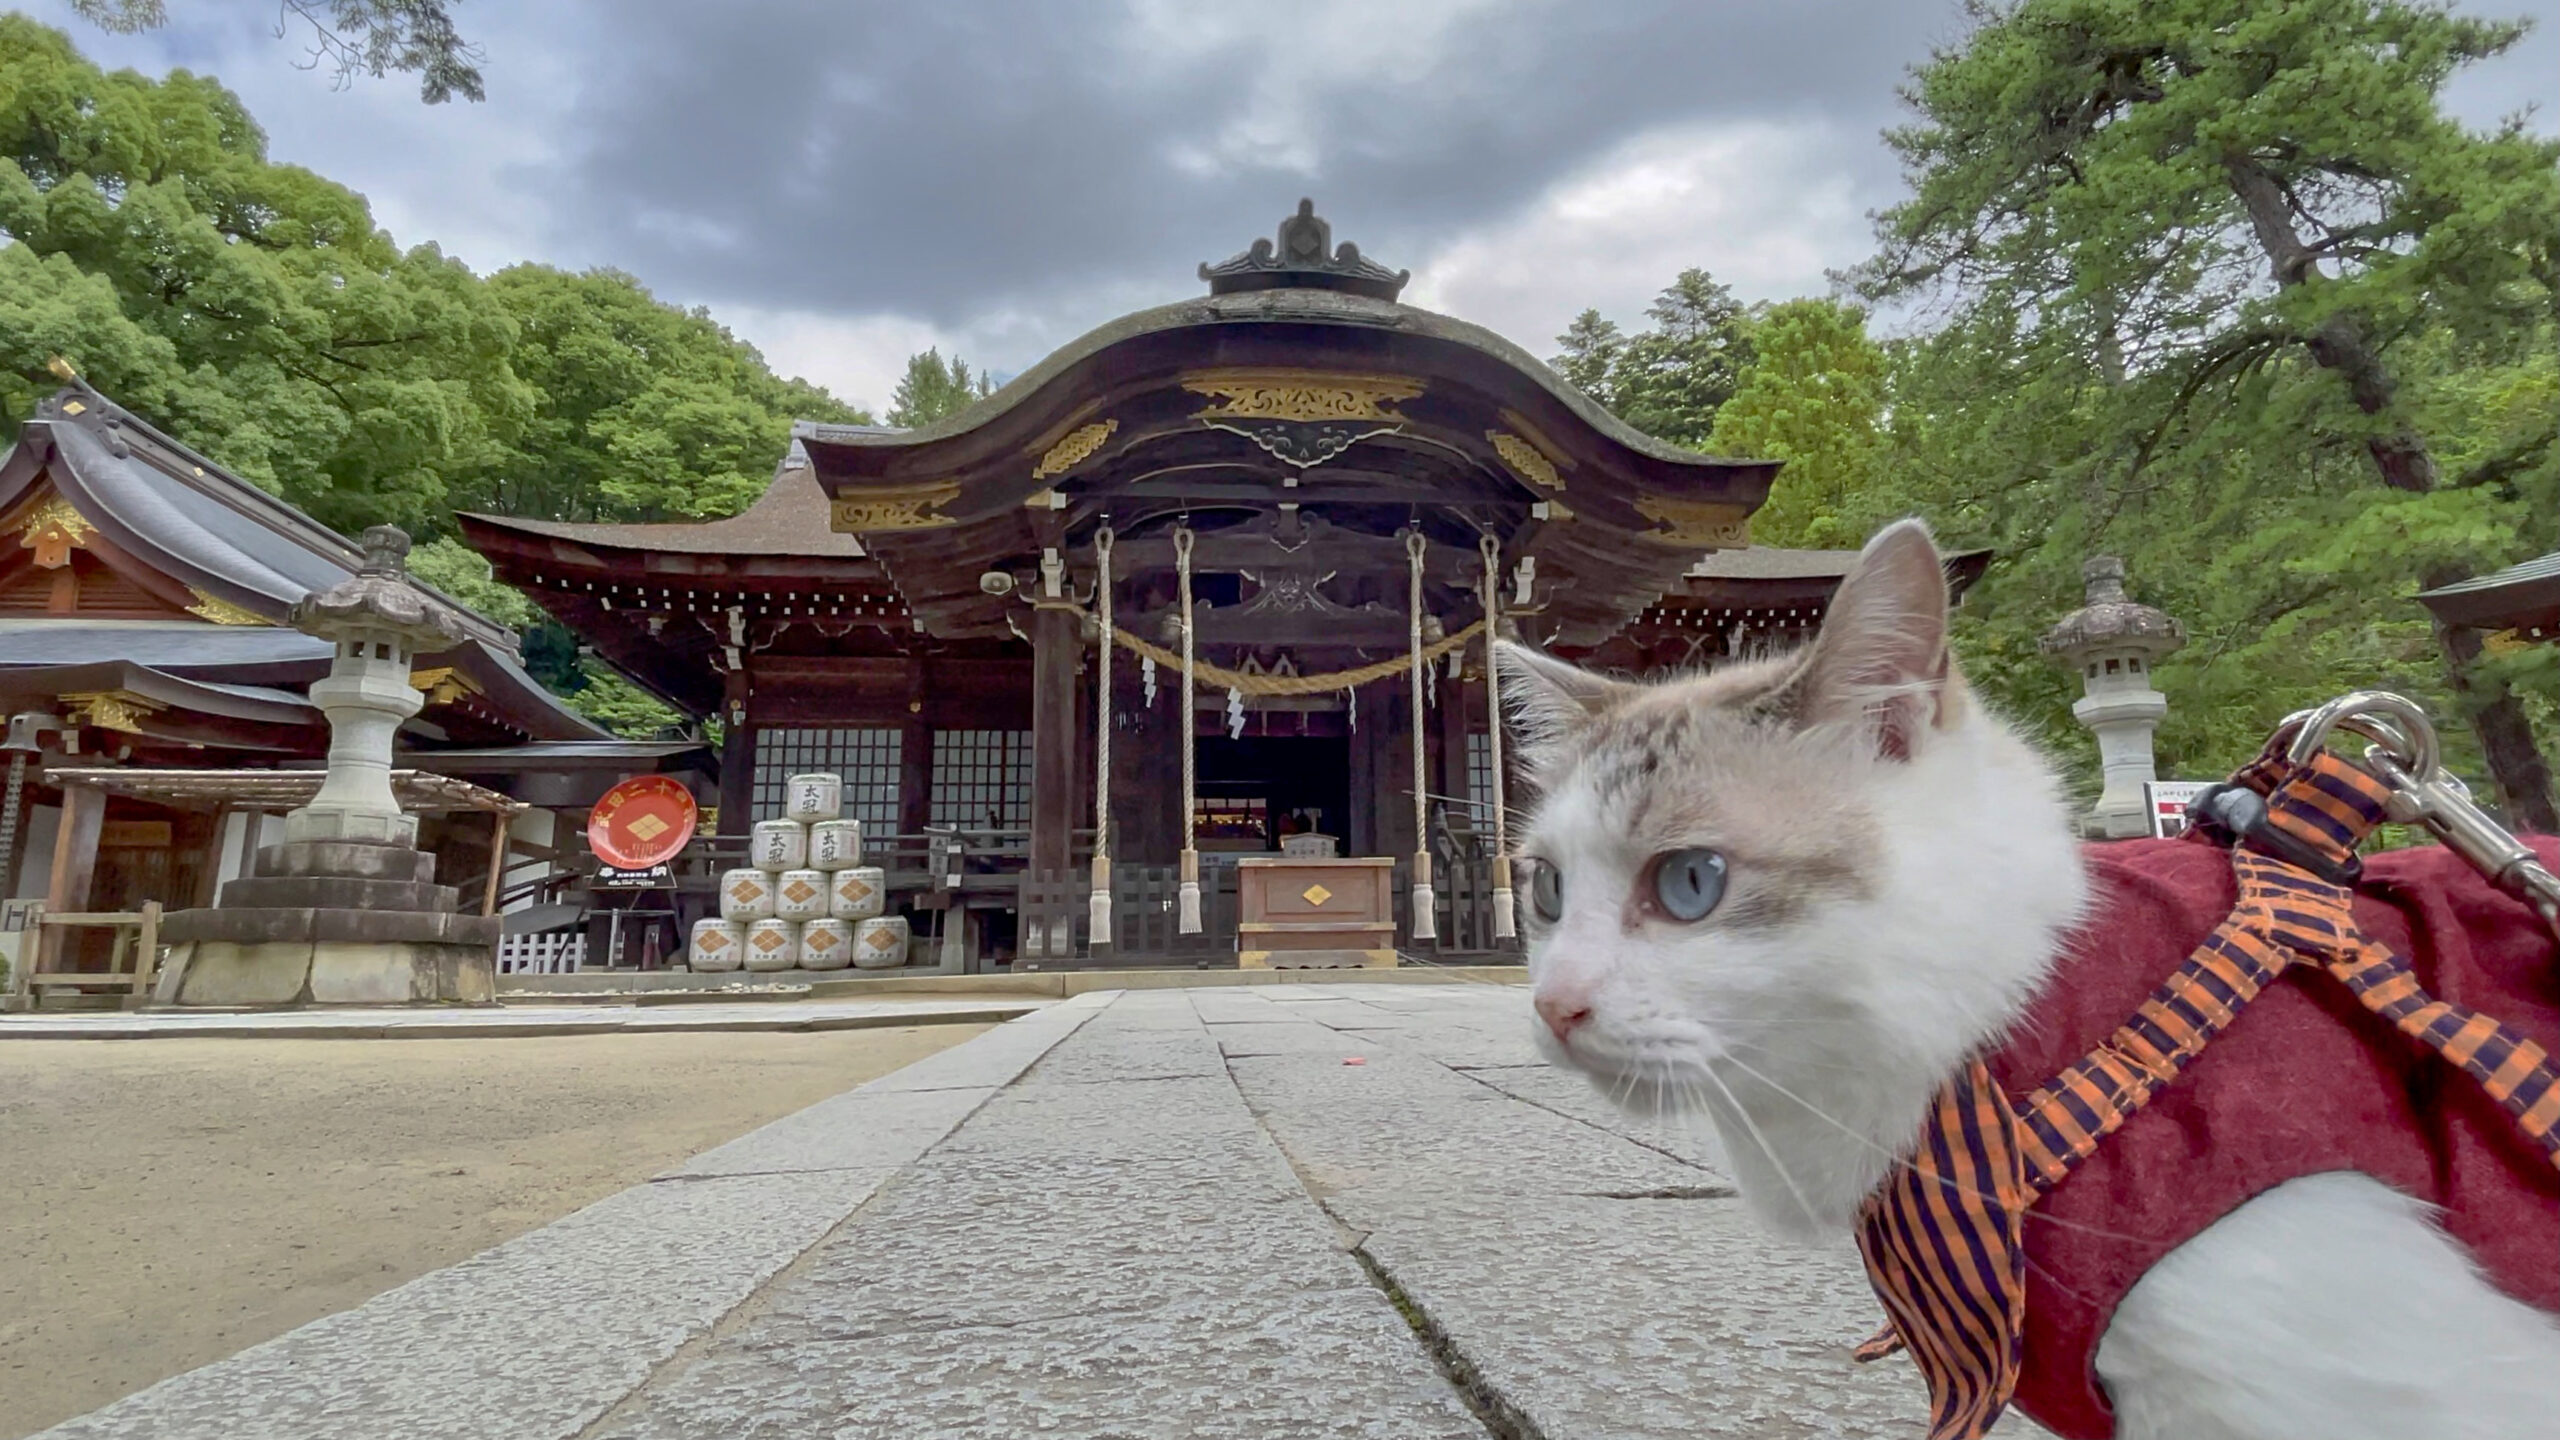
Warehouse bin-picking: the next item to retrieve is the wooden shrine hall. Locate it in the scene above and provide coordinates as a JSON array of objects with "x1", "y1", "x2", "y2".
[{"x1": 464, "y1": 203, "x2": 1985, "y2": 963}]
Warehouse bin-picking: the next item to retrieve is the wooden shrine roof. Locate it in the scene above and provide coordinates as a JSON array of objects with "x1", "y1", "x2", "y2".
[
  {"x1": 0, "y1": 383, "x2": 608, "y2": 744},
  {"x1": 44, "y1": 767, "x2": 526, "y2": 815},
  {"x1": 2418, "y1": 551, "x2": 2560, "y2": 638},
  {"x1": 459, "y1": 451, "x2": 869, "y2": 560},
  {"x1": 797, "y1": 280, "x2": 1782, "y2": 649}
]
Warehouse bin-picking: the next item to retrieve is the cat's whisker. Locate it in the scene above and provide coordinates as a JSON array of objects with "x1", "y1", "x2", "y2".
[
  {"x1": 1695, "y1": 1063, "x2": 1825, "y2": 1232},
  {"x1": 1710, "y1": 1048, "x2": 2165, "y2": 1248}
]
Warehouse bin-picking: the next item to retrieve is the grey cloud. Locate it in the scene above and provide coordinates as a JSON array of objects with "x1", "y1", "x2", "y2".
[{"x1": 535, "y1": 0, "x2": 1953, "y2": 324}]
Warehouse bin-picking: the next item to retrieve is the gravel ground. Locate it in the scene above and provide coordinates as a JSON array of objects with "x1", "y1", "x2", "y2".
[{"x1": 0, "y1": 1024, "x2": 989, "y2": 1439}]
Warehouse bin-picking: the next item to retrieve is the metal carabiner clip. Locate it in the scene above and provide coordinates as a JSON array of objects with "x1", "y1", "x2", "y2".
[{"x1": 2283, "y1": 691, "x2": 2560, "y2": 938}]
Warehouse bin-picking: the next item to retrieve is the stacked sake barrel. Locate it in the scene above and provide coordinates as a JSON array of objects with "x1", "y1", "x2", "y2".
[{"x1": 690, "y1": 773, "x2": 906, "y2": 972}]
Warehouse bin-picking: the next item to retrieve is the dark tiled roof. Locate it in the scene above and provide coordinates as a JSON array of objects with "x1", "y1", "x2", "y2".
[
  {"x1": 0, "y1": 619, "x2": 333, "y2": 670},
  {"x1": 0, "y1": 384, "x2": 610, "y2": 741},
  {"x1": 459, "y1": 454, "x2": 868, "y2": 558},
  {"x1": 1684, "y1": 544, "x2": 1995, "y2": 588},
  {"x1": 2416, "y1": 550, "x2": 2560, "y2": 631},
  {"x1": 2420, "y1": 551, "x2": 2560, "y2": 598}
]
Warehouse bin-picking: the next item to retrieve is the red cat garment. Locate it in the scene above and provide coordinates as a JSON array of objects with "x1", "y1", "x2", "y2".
[{"x1": 1984, "y1": 833, "x2": 2560, "y2": 1439}]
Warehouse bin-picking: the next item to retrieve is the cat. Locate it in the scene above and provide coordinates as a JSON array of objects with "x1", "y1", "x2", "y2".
[{"x1": 1497, "y1": 519, "x2": 2560, "y2": 1440}]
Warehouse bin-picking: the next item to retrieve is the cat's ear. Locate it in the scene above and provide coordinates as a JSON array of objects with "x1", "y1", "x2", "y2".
[
  {"x1": 1496, "y1": 640, "x2": 1627, "y2": 778},
  {"x1": 1785, "y1": 519, "x2": 1951, "y2": 760}
]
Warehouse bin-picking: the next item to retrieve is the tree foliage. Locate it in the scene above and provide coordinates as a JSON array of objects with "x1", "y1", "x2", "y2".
[
  {"x1": 463, "y1": 266, "x2": 865, "y2": 523},
  {"x1": 1853, "y1": 0, "x2": 2560, "y2": 825},
  {"x1": 0, "y1": 18, "x2": 886, "y2": 727},
  {"x1": 69, "y1": 0, "x2": 486, "y2": 104},
  {"x1": 1706, "y1": 299, "x2": 1888, "y2": 550},
  {"x1": 1, "y1": 17, "x2": 868, "y2": 537},
  {"x1": 1550, "y1": 268, "x2": 1755, "y2": 448},
  {"x1": 886, "y1": 347, "x2": 991, "y2": 428}
]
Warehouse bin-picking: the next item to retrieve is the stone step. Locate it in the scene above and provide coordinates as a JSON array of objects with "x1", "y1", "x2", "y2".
[
  {"x1": 221, "y1": 874, "x2": 459, "y2": 913},
  {"x1": 160, "y1": 906, "x2": 502, "y2": 948},
  {"x1": 253, "y1": 840, "x2": 438, "y2": 885}
]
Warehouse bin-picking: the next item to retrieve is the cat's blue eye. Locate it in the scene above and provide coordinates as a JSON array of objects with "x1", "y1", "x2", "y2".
[
  {"x1": 1527, "y1": 860, "x2": 1562, "y2": 923},
  {"x1": 1652, "y1": 848, "x2": 1727, "y2": 922}
]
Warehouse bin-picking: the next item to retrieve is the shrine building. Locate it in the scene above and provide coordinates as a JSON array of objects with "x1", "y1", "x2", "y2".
[{"x1": 462, "y1": 203, "x2": 1986, "y2": 964}]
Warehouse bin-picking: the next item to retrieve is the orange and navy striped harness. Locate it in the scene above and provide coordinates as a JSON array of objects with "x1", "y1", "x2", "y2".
[{"x1": 1852, "y1": 745, "x2": 2560, "y2": 1440}]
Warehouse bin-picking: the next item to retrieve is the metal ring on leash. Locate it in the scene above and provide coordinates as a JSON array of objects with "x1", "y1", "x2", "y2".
[
  {"x1": 2283, "y1": 690, "x2": 2438, "y2": 776},
  {"x1": 2280, "y1": 690, "x2": 2560, "y2": 936}
]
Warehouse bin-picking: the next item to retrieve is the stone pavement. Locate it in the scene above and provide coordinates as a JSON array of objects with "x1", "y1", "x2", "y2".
[
  {"x1": 37, "y1": 982, "x2": 2053, "y2": 1439},
  {"x1": 0, "y1": 995, "x2": 1042, "y2": 1040}
]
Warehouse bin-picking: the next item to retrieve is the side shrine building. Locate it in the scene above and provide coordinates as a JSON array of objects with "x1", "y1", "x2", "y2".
[{"x1": 464, "y1": 204, "x2": 1986, "y2": 966}]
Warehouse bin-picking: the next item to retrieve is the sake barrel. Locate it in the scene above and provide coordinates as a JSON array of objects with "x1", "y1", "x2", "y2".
[
  {"x1": 851, "y1": 915, "x2": 910, "y2": 969},
  {"x1": 743, "y1": 918, "x2": 800, "y2": 971},
  {"x1": 828, "y1": 865, "x2": 886, "y2": 920},
  {"x1": 717, "y1": 867, "x2": 775, "y2": 921},
  {"x1": 807, "y1": 818, "x2": 864, "y2": 871},
  {"x1": 773, "y1": 868, "x2": 828, "y2": 920},
  {"x1": 749, "y1": 818, "x2": 807, "y2": 871},
  {"x1": 688, "y1": 919, "x2": 745, "y2": 972},
  {"x1": 798, "y1": 917, "x2": 853, "y2": 970},
  {"x1": 784, "y1": 773, "x2": 842, "y2": 823}
]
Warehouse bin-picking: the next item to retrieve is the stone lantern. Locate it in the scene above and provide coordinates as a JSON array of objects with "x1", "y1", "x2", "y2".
[
  {"x1": 2040, "y1": 556, "x2": 2185, "y2": 839},
  {"x1": 159, "y1": 526, "x2": 501, "y2": 1007},
  {"x1": 286, "y1": 527, "x2": 468, "y2": 846}
]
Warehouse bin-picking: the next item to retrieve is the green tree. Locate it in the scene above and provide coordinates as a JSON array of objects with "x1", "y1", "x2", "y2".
[
  {"x1": 1860, "y1": 0, "x2": 2560, "y2": 828},
  {"x1": 1552, "y1": 309, "x2": 1625, "y2": 404},
  {"x1": 69, "y1": 1, "x2": 485, "y2": 103},
  {"x1": 886, "y1": 348, "x2": 991, "y2": 428},
  {"x1": 1706, "y1": 299, "x2": 1887, "y2": 548},
  {"x1": 1544, "y1": 271, "x2": 1755, "y2": 449},
  {"x1": 1613, "y1": 269, "x2": 1755, "y2": 449},
  {"x1": 1, "y1": 15, "x2": 530, "y2": 532},
  {"x1": 461, "y1": 266, "x2": 868, "y2": 523}
]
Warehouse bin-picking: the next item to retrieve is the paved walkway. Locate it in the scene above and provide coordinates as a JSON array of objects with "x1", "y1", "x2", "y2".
[
  {"x1": 0, "y1": 995, "x2": 1043, "y2": 1040},
  {"x1": 34, "y1": 984, "x2": 2050, "y2": 1438}
]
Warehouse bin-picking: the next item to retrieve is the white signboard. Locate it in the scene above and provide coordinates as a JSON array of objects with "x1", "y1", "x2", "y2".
[{"x1": 2144, "y1": 781, "x2": 2214, "y2": 839}]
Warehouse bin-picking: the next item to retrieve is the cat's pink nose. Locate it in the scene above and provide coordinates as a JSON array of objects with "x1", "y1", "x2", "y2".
[{"x1": 1535, "y1": 991, "x2": 1593, "y2": 1043}]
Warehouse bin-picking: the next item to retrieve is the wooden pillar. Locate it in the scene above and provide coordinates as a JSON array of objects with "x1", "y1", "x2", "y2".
[
  {"x1": 36, "y1": 781, "x2": 103, "y2": 975},
  {"x1": 1435, "y1": 666, "x2": 1468, "y2": 830},
  {"x1": 1121, "y1": 675, "x2": 1179, "y2": 864},
  {"x1": 1347, "y1": 686, "x2": 1386, "y2": 857},
  {"x1": 717, "y1": 668, "x2": 754, "y2": 836},
  {"x1": 193, "y1": 803, "x2": 232, "y2": 910},
  {"x1": 482, "y1": 811, "x2": 511, "y2": 917},
  {"x1": 1377, "y1": 685, "x2": 1417, "y2": 863},
  {"x1": 1029, "y1": 605, "x2": 1079, "y2": 878},
  {"x1": 900, "y1": 659, "x2": 934, "y2": 837}
]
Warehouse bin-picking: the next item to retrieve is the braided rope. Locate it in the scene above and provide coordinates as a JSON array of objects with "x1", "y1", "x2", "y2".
[
  {"x1": 1175, "y1": 525, "x2": 1202, "y2": 935},
  {"x1": 1481, "y1": 535, "x2": 1515, "y2": 940},
  {"x1": 1105, "y1": 621, "x2": 1484, "y2": 695},
  {"x1": 1089, "y1": 526, "x2": 1114, "y2": 948},
  {"x1": 1408, "y1": 529, "x2": 1437, "y2": 942}
]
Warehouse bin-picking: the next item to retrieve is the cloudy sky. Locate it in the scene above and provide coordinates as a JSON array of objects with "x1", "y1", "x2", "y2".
[{"x1": 28, "y1": 0, "x2": 2560, "y2": 414}]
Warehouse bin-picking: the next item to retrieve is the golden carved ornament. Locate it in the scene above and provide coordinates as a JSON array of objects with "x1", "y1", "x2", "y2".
[
  {"x1": 1181, "y1": 369, "x2": 1424, "y2": 422},
  {"x1": 830, "y1": 482, "x2": 961, "y2": 534},
  {"x1": 186, "y1": 587, "x2": 274, "y2": 626},
  {"x1": 60, "y1": 689, "x2": 164, "y2": 735},
  {"x1": 1033, "y1": 420, "x2": 1117, "y2": 480},
  {"x1": 1487, "y1": 431, "x2": 1562, "y2": 492},
  {"x1": 2483, "y1": 629, "x2": 2533, "y2": 657},
  {"x1": 1633, "y1": 495, "x2": 1753, "y2": 548},
  {"x1": 409, "y1": 666, "x2": 484, "y2": 706},
  {"x1": 12, "y1": 496, "x2": 93, "y2": 569}
]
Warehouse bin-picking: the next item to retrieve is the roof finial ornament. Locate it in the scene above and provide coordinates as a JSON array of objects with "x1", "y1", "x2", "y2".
[
  {"x1": 359, "y1": 524, "x2": 414, "y2": 576},
  {"x1": 1201, "y1": 199, "x2": 1411, "y2": 302}
]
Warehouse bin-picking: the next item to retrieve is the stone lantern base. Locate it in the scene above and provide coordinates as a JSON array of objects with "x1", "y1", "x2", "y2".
[{"x1": 158, "y1": 839, "x2": 499, "y2": 1007}]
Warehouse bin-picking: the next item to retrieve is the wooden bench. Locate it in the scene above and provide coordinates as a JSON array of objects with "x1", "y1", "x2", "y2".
[{"x1": 9, "y1": 903, "x2": 164, "y2": 1011}]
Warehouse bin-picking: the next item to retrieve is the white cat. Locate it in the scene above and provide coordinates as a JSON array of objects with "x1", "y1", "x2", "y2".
[{"x1": 1500, "y1": 519, "x2": 2560, "y2": 1440}]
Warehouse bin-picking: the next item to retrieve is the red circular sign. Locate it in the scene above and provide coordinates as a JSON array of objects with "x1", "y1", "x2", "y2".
[{"x1": 588, "y1": 775, "x2": 699, "y2": 869}]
